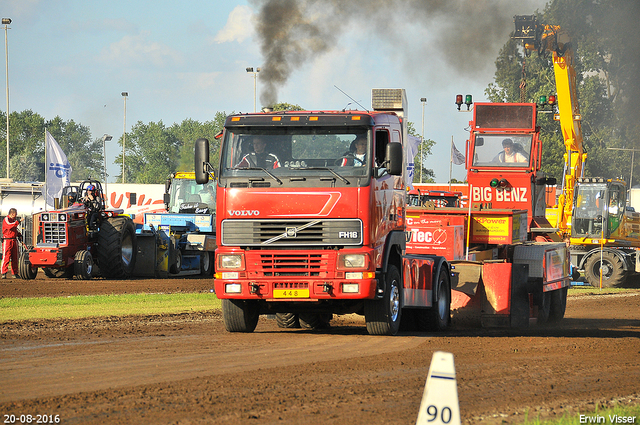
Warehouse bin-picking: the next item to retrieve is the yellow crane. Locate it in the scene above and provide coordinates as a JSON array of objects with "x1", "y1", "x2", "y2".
[{"x1": 514, "y1": 15, "x2": 640, "y2": 287}]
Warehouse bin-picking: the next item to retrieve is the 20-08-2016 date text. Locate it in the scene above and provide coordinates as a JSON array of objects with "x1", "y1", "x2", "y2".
[{"x1": 4, "y1": 414, "x2": 60, "y2": 424}]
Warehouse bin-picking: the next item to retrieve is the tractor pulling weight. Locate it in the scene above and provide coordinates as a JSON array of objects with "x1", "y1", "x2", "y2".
[{"x1": 19, "y1": 180, "x2": 137, "y2": 280}]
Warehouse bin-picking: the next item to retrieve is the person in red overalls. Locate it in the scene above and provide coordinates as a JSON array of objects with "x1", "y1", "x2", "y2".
[{"x1": 2, "y1": 208, "x2": 22, "y2": 278}]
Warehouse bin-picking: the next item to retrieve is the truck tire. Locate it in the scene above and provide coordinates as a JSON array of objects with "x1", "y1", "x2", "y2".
[
  {"x1": 74, "y1": 250, "x2": 94, "y2": 280},
  {"x1": 548, "y1": 287, "x2": 568, "y2": 323},
  {"x1": 97, "y1": 217, "x2": 136, "y2": 279},
  {"x1": 418, "y1": 268, "x2": 451, "y2": 332},
  {"x1": 200, "y1": 252, "x2": 214, "y2": 276},
  {"x1": 222, "y1": 299, "x2": 259, "y2": 332},
  {"x1": 364, "y1": 264, "x2": 402, "y2": 336},
  {"x1": 533, "y1": 289, "x2": 551, "y2": 325},
  {"x1": 170, "y1": 250, "x2": 182, "y2": 274},
  {"x1": 299, "y1": 313, "x2": 331, "y2": 330},
  {"x1": 584, "y1": 252, "x2": 625, "y2": 288},
  {"x1": 18, "y1": 252, "x2": 37, "y2": 280},
  {"x1": 276, "y1": 313, "x2": 301, "y2": 328}
]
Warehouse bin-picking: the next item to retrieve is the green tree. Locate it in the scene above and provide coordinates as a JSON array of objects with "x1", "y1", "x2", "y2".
[
  {"x1": 46, "y1": 116, "x2": 102, "y2": 182},
  {"x1": 172, "y1": 113, "x2": 228, "y2": 173},
  {"x1": 0, "y1": 110, "x2": 101, "y2": 182},
  {"x1": 407, "y1": 121, "x2": 435, "y2": 183},
  {"x1": 116, "y1": 121, "x2": 180, "y2": 184},
  {"x1": 270, "y1": 102, "x2": 303, "y2": 112},
  {"x1": 486, "y1": 0, "x2": 639, "y2": 185}
]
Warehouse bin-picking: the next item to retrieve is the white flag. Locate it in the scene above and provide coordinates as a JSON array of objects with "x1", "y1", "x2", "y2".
[
  {"x1": 45, "y1": 131, "x2": 72, "y2": 209},
  {"x1": 405, "y1": 135, "x2": 421, "y2": 188},
  {"x1": 451, "y1": 140, "x2": 465, "y2": 165}
]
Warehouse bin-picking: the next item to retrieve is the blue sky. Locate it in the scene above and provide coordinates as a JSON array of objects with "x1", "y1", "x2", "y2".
[{"x1": 4, "y1": 0, "x2": 548, "y2": 183}]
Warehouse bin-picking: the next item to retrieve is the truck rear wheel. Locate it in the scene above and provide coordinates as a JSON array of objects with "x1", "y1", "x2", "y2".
[
  {"x1": 74, "y1": 250, "x2": 94, "y2": 280},
  {"x1": 276, "y1": 313, "x2": 301, "y2": 328},
  {"x1": 585, "y1": 252, "x2": 625, "y2": 288},
  {"x1": 548, "y1": 287, "x2": 568, "y2": 323},
  {"x1": 222, "y1": 299, "x2": 259, "y2": 332},
  {"x1": 365, "y1": 264, "x2": 402, "y2": 336},
  {"x1": 533, "y1": 289, "x2": 551, "y2": 325},
  {"x1": 18, "y1": 252, "x2": 37, "y2": 280},
  {"x1": 97, "y1": 217, "x2": 136, "y2": 279},
  {"x1": 418, "y1": 268, "x2": 451, "y2": 332}
]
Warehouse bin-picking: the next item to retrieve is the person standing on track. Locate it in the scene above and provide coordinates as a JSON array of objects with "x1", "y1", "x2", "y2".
[{"x1": 2, "y1": 208, "x2": 22, "y2": 279}]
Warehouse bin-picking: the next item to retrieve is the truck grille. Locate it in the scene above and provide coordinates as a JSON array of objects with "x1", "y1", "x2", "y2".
[
  {"x1": 247, "y1": 252, "x2": 333, "y2": 277},
  {"x1": 221, "y1": 219, "x2": 362, "y2": 246},
  {"x1": 43, "y1": 222, "x2": 67, "y2": 244}
]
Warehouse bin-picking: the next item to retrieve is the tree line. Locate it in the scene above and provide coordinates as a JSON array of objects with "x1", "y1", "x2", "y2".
[
  {"x1": 486, "y1": 0, "x2": 639, "y2": 187},
  {"x1": 0, "y1": 109, "x2": 227, "y2": 184}
]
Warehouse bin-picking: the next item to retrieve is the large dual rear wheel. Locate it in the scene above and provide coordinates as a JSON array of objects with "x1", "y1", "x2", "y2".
[{"x1": 97, "y1": 217, "x2": 136, "y2": 278}]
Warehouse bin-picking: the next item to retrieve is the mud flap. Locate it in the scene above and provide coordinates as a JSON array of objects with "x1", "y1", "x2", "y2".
[
  {"x1": 509, "y1": 264, "x2": 530, "y2": 328},
  {"x1": 480, "y1": 262, "x2": 514, "y2": 327}
]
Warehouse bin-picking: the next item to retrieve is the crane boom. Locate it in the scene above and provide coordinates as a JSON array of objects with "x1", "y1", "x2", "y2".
[{"x1": 513, "y1": 15, "x2": 586, "y2": 232}]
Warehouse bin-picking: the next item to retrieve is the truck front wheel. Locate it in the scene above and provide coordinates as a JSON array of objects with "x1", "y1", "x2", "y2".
[
  {"x1": 365, "y1": 264, "x2": 402, "y2": 336},
  {"x1": 222, "y1": 299, "x2": 259, "y2": 333}
]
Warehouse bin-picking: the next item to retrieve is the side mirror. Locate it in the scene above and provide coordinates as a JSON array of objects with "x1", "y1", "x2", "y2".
[
  {"x1": 129, "y1": 193, "x2": 137, "y2": 206},
  {"x1": 386, "y1": 143, "x2": 403, "y2": 176},
  {"x1": 164, "y1": 178, "x2": 171, "y2": 193},
  {"x1": 163, "y1": 193, "x2": 171, "y2": 209},
  {"x1": 195, "y1": 138, "x2": 210, "y2": 184},
  {"x1": 475, "y1": 137, "x2": 484, "y2": 147}
]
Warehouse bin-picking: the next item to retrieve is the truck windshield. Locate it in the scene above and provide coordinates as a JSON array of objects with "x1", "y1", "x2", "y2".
[
  {"x1": 168, "y1": 179, "x2": 216, "y2": 213},
  {"x1": 471, "y1": 134, "x2": 532, "y2": 167},
  {"x1": 219, "y1": 127, "x2": 372, "y2": 182}
]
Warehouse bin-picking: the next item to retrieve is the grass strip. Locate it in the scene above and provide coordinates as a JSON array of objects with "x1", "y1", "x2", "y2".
[{"x1": 0, "y1": 293, "x2": 221, "y2": 322}]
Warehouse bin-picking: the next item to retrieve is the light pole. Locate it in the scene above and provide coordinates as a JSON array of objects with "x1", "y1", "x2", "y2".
[
  {"x1": 607, "y1": 147, "x2": 640, "y2": 189},
  {"x1": 420, "y1": 97, "x2": 426, "y2": 183},
  {"x1": 121, "y1": 92, "x2": 128, "y2": 183},
  {"x1": 246, "y1": 67, "x2": 260, "y2": 112},
  {"x1": 102, "y1": 134, "x2": 112, "y2": 207},
  {"x1": 3, "y1": 18, "x2": 11, "y2": 179}
]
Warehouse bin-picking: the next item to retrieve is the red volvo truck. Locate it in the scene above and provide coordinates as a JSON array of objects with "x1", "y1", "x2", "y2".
[
  {"x1": 195, "y1": 89, "x2": 452, "y2": 335},
  {"x1": 405, "y1": 101, "x2": 572, "y2": 327}
]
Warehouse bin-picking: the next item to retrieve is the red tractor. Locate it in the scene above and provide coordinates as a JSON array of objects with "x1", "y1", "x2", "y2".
[{"x1": 19, "y1": 180, "x2": 137, "y2": 280}]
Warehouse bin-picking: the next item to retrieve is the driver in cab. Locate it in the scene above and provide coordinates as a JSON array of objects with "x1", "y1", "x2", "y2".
[
  {"x1": 237, "y1": 137, "x2": 281, "y2": 169},
  {"x1": 339, "y1": 135, "x2": 367, "y2": 166},
  {"x1": 494, "y1": 138, "x2": 527, "y2": 163}
]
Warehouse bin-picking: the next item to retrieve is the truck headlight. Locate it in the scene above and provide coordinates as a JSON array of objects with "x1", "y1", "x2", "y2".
[
  {"x1": 338, "y1": 253, "x2": 368, "y2": 269},
  {"x1": 218, "y1": 254, "x2": 243, "y2": 270},
  {"x1": 225, "y1": 283, "x2": 242, "y2": 293},
  {"x1": 342, "y1": 283, "x2": 359, "y2": 293}
]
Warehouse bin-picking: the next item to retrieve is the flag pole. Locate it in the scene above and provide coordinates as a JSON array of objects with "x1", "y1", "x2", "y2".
[
  {"x1": 44, "y1": 129, "x2": 48, "y2": 211},
  {"x1": 449, "y1": 136, "x2": 453, "y2": 191}
]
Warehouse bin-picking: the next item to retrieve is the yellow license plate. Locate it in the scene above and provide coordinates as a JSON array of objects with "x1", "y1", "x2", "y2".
[{"x1": 273, "y1": 289, "x2": 310, "y2": 299}]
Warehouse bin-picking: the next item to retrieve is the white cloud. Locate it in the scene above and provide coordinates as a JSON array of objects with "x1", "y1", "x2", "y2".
[
  {"x1": 213, "y1": 5, "x2": 254, "y2": 44},
  {"x1": 98, "y1": 32, "x2": 182, "y2": 67}
]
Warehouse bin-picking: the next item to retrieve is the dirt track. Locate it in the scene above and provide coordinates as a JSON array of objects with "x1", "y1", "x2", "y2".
[{"x1": 1, "y1": 277, "x2": 639, "y2": 424}]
